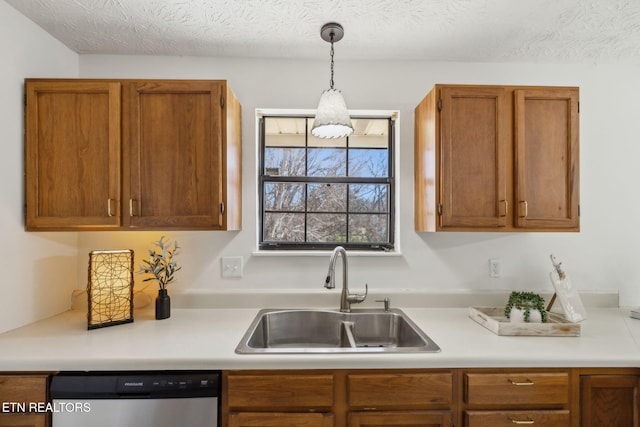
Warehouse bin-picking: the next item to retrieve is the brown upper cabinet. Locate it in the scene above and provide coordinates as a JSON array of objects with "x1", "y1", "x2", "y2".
[
  {"x1": 415, "y1": 84, "x2": 579, "y2": 232},
  {"x1": 25, "y1": 79, "x2": 241, "y2": 231}
]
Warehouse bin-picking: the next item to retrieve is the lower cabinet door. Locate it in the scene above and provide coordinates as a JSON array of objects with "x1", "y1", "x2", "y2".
[
  {"x1": 228, "y1": 412, "x2": 334, "y2": 427},
  {"x1": 349, "y1": 411, "x2": 452, "y2": 427},
  {"x1": 581, "y1": 375, "x2": 640, "y2": 427},
  {"x1": 465, "y1": 410, "x2": 570, "y2": 427}
]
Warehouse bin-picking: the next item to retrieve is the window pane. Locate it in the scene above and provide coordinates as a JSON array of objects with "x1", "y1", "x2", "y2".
[
  {"x1": 264, "y1": 182, "x2": 305, "y2": 211},
  {"x1": 308, "y1": 214, "x2": 346, "y2": 242},
  {"x1": 350, "y1": 118, "x2": 389, "y2": 148},
  {"x1": 264, "y1": 147, "x2": 306, "y2": 176},
  {"x1": 263, "y1": 213, "x2": 305, "y2": 242},
  {"x1": 265, "y1": 117, "x2": 306, "y2": 147},
  {"x1": 348, "y1": 148, "x2": 388, "y2": 177},
  {"x1": 308, "y1": 148, "x2": 346, "y2": 177},
  {"x1": 308, "y1": 183, "x2": 346, "y2": 212},
  {"x1": 349, "y1": 214, "x2": 388, "y2": 242},
  {"x1": 349, "y1": 184, "x2": 388, "y2": 212}
]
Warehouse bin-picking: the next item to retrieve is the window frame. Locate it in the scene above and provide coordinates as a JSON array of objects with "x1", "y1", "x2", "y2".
[{"x1": 256, "y1": 109, "x2": 398, "y2": 252}]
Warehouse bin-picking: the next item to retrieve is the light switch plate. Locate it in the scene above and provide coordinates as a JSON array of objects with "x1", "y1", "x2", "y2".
[{"x1": 221, "y1": 256, "x2": 243, "y2": 278}]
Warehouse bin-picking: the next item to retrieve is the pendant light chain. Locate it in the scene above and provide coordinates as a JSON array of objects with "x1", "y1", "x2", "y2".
[{"x1": 329, "y1": 33, "x2": 335, "y2": 89}]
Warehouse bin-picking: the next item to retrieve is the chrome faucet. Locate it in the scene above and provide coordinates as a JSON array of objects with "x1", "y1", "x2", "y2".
[{"x1": 324, "y1": 246, "x2": 368, "y2": 312}]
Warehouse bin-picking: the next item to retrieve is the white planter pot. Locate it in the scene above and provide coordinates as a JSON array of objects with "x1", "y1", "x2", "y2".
[{"x1": 509, "y1": 307, "x2": 542, "y2": 323}]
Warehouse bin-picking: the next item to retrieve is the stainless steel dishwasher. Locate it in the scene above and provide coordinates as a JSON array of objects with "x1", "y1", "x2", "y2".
[{"x1": 50, "y1": 371, "x2": 219, "y2": 427}]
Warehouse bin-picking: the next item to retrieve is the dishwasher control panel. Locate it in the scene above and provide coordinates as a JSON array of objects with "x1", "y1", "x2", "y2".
[{"x1": 51, "y1": 371, "x2": 220, "y2": 399}]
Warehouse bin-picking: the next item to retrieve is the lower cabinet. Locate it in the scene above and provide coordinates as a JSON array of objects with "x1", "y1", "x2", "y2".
[
  {"x1": 461, "y1": 369, "x2": 571, "y2": 427},
  {"x1": 347, "y1": 371, "x2": 453, "y2": 427},
  {"x1": 580, "y1": 370, "x2": 640, "y2": 427},
  {"x1": 223, "y1": 370, "x2": 454, "y2": 427},
  {"x1": 0, "y1": 374, "x2": 49, "y2": 427},
  {"x1": 221, "y1": 368, "x2": 640, "y2": 427}
]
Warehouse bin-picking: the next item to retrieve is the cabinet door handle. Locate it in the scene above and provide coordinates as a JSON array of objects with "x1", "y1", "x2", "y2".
[
  {"x1": 510, "y1": 379, "x2": 535, "y2": 386},
  {"x1": 500, "y1": 200, "x2": 508, "y2": 217},
  {"x1": 107, "y1": 199, "x2": 114, "y2": 217},
  {"x1": 129, "y1": 199, "x2": 138, "y2": 217},
  {"x1": 519, "y1": 200, "x2": 528, "y2": 218},
  {"x1": 509, "y1": 417, "x2": 534, "y2": 425}
]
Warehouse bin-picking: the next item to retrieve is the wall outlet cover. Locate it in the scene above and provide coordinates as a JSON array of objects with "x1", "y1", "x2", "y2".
[{"x1": 489, "y1": 258, "x2": 501, "y2": 278}]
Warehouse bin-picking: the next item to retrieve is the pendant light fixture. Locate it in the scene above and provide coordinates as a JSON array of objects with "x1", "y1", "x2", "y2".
[{"x1": 311, "y1": 22, "x2": 354, "y2": 139}]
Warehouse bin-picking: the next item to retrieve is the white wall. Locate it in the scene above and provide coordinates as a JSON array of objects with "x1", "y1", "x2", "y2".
[
  {"x1": 0, "y1": 0, "x2": 79, "y2": 333},
  {"x1": 73, "y1": 54, "x2": 640, "y2": 306}
]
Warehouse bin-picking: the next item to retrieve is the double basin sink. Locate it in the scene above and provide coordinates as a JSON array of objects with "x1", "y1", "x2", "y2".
[{"x1": 235, "y1": 308, "x2": 440, "y2": 354}]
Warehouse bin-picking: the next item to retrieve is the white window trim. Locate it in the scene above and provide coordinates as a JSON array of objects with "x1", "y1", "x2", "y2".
[{"x1": 253, "y1": 108, "x2": 402, "y2": 257}]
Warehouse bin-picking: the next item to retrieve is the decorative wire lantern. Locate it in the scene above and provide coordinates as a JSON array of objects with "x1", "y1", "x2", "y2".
[{"x1": 87, "y1": 250, "x2": 134, "y2": 330}]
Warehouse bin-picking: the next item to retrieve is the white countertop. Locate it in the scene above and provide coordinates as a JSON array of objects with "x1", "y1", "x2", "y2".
[{"x1": 1, "y1": 303, "x2": 640, "y2": 371}]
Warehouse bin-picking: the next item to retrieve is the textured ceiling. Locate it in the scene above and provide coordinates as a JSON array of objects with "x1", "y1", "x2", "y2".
[{"x1": 6, "y1": 0, "x2": 640, "y2": 63}]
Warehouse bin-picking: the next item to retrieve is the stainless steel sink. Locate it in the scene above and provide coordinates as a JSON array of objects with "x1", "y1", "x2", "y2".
[{"x1": 235, "y1": 308, "x2": 441, "y2": 353}]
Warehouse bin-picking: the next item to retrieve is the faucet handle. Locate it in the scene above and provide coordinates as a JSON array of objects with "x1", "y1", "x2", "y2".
[{"x1": 348, "y1": 283, "x2": 368, "y2": 304}]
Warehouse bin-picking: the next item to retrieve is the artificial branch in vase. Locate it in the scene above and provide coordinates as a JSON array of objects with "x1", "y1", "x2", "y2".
[
  {"x1": 138, "y1": 236, "x2": 181, "y2": 290},
  {"x1": 138, "y1": 236, "x2": 181, "y2": 320}
]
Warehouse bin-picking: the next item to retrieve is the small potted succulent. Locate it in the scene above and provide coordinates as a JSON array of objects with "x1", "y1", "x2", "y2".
[
  {"x1": 138, "y1": 236, "x2": 181, "y2": 320},
  {"x1": 504, "y1": 291, "x2": 548, "y2": 323}
]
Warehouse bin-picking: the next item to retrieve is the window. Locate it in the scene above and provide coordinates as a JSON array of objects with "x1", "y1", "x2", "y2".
[{"x1": 258, "y1": 113, "x2": 396, "y2": 251}]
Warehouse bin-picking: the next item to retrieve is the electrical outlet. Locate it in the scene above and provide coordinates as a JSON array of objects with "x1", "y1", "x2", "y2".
[
  {"x1": 489, "y1": 258, "x2": 501, "y2": 278},
  {"x1": 221, "y1": 256, "x2": 243, "y2": 278}
]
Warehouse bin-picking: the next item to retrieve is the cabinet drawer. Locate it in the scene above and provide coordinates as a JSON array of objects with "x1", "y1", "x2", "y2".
[
  {"x1": 348, "y1": 372, "x2": 453, "y2": 408},
  {"x1": 465, "y1": 410, "x2": 570, "y2": 427},
  {"x1": 465, "y1": 372, "x2": 569, "y2": 406},
  {"x1": 227, "y1": 374, "x2": 334, "y2": 409},
  {"x1": 229, "y1": 412, "x2": 334, "y2": 427},
  {"x1": 350, "y1": 410, "x2": 452, "y2": 427},
  {"x1": 0, "y1": 376, "x2": 48, "y2": 411}
]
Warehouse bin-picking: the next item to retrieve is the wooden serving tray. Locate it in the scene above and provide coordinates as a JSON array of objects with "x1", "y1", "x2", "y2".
[{"x1": 469, "y1": 307, "x2": 580, "y2": 336}]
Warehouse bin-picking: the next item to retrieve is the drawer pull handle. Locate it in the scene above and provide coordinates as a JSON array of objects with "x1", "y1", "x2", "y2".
[
  {"x1": 510, "y1": 417, "x2": 534, "y2": 425},
  {"x1": 510, "y1": 379, "x2": 535, "y2": 386}
]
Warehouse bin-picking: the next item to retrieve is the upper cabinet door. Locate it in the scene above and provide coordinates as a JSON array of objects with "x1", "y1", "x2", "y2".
[
  {"x1": 514, "y1": 88, "x2": 579, "y2": 230},
  {"x1": 123, "y1": 81, "x2": 224, "y2": 229},
  {"x1": 25, "y1": 80, "x2": 122, "y2": 230},
  {"x1": 439, "y1": 86, "x2": 509, "y2": 229}
]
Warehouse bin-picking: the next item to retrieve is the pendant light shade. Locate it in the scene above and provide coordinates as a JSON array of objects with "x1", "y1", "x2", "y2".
[
  {"x1": 312, "y1": 22, "x2": 353, "y2": 139},
  {"x1": 312, "y1": 88, "x2": 353, "y2": 139}
]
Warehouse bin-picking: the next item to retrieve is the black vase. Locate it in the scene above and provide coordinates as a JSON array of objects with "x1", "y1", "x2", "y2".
[{"x1": 156, "y1": 289, "x2": 171, "y2": 320}]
